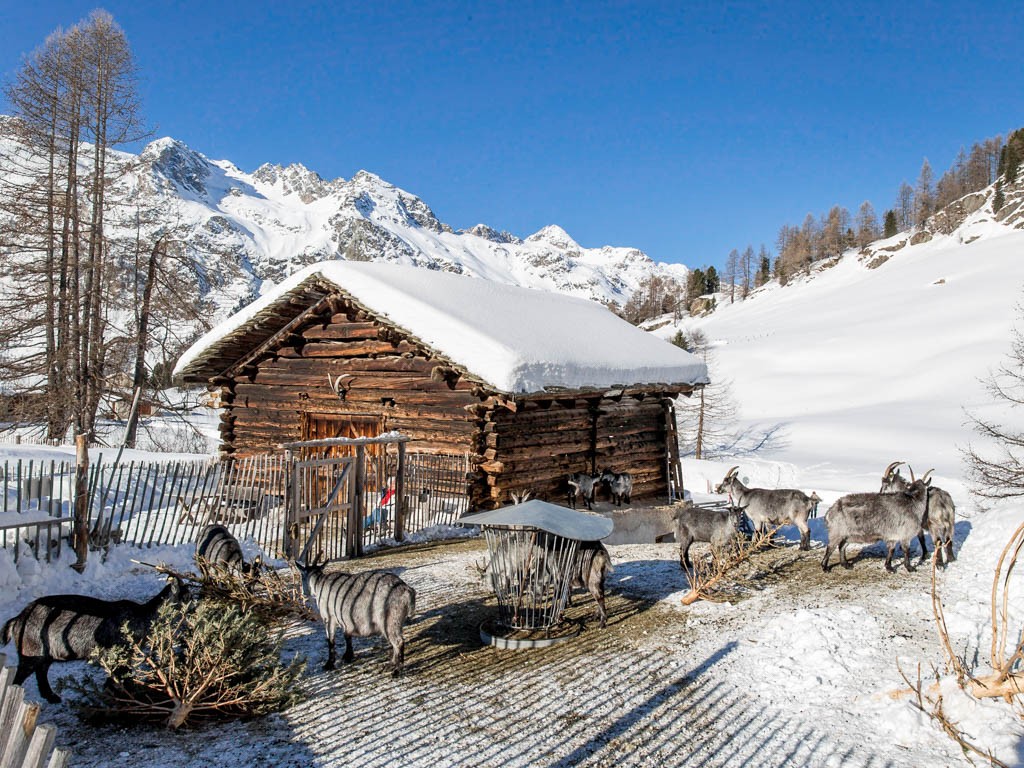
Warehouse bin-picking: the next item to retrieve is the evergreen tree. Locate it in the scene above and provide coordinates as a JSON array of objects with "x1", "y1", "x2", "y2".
[
  {"x1": 704, "y1": 266, "x2": 720, "y2": 294},
  {"x1": 755, "y1": 245, "x2": 771, "y2": 288},
  {"x1": 993, "y1": 180, "x2": 1005, "y2": 213},
  {"x1": 883, "y1": 209, "x2": 898, "y2": 238},
  {"x1": 1006, "y1": 143, "x2": 1020, "y2": 184}
]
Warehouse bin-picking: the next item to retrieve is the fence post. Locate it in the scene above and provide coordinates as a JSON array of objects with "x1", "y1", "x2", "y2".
[
  {"x1": 350, "y1": 445, "x2": 365, "y2": 558},
  {"x1": 71, "y1": 435, "x2": 89, "y2": 573},
  {"x1": 394, "y1": 442, "x2": 406, "y2": 542},
  {"x1": 283, "y1": 450, "x2": 294, "y2": 560}
]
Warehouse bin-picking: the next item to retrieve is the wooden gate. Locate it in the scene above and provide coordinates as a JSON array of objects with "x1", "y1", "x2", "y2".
[
  {"x1": 286, "y1": 455, "x2": 355, "y2": 562},
  {"x1": 283, "y1": 435, "x2": 410, "y2": 560}
]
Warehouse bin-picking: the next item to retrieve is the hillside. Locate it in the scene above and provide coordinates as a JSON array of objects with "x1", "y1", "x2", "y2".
[{"x1": 656, "y1": 179, "x2": 1024, "y2": 496}]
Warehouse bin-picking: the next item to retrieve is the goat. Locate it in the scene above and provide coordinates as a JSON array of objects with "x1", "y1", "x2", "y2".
[
  {"x1": 926, "y1": 485, "x2": 957, "y2": 566},
  {"x1": 296, "y1": 557, "x2": 416, "y2": 676},
  {"x1": 563, "y1": 540, "x2": 613, "y2": 628},
  {"x1": 196, "y1": 524, "x2": 246, "y2": 573},
  {"x1": 600, "y1": 469, "x2": 633, "y2": 507},
  {"x1": 714, "y1": 466, "x2": 817, "y2": 550},
  {"x1": 1, "y1": 576, "x2": 185, "y2": 703},
  {"x1": 821, "y1": 479, "x2": 929, "y2": 573},
  {"x1": 879, "y1": 464, "x2": 956, "y2": 565},
  {"x1": 673, "y1": 501, "x2": 747, "y2": 570},
  {"x1": 567, "y1": 472, "x2": 600, "y2": 510}
]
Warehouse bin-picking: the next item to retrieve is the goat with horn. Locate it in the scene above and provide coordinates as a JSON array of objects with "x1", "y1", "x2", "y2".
[
  {"x1": 879, "y1": 463, "x2": 956, "y2": 566},
  {"x1": 714, "y1": 466, "x2": 818, "y2": 550}
]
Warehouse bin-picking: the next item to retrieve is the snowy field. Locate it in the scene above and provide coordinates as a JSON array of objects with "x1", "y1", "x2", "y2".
[{"x1": 2, "y1": 216, "x2": 1024, "y2": 765}]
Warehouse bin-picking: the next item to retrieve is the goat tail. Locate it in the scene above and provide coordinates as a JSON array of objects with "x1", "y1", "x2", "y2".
[{"x1": 1, "y1": 613, "x2": 19, "y2": 645}]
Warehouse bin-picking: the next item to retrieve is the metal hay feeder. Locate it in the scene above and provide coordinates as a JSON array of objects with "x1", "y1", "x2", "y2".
[{"x1": 459, "y1": 500, "x2": 613, "y2": 648}]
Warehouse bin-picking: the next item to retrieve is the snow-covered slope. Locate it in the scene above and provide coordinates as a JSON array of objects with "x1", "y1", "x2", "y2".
[{"x1": 658, "y1": 191, "x2": 1024, "y2": 496}]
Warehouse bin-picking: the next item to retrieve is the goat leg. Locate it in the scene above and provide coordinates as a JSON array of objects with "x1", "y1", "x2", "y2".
[
  {"x1": 839, "y1": 540, "x2": 853, "y2": 569},
  {"x1": 36, "y1": 661, "x2": 60, "y2": 704},
  {"x1": 916, "y1": 531, "x2": 928, "y2": 565},
  {"x1": 324, "y1": 635, "x2": 337, "y2": 671},
  {"x1": 798, "y1": 526, "x2": 810, "y2": 551}
]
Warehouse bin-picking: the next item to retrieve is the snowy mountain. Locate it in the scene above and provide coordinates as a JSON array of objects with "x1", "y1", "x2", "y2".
[{"x1": 116, "y1": 132, "x2": 690, "y2": 312}]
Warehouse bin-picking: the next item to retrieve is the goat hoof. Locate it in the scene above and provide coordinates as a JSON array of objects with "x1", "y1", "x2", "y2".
[
  {"x1": 841, "y1": 562, "x2": 853, "y2": 570},
  {"x1": 323, "y1": 662, "x2": 335, "y2": 672}
]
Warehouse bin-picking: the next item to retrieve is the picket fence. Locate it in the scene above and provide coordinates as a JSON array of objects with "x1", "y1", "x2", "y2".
[{"x1": 0, "y1": 450, "x2": 472, "y2": 563}]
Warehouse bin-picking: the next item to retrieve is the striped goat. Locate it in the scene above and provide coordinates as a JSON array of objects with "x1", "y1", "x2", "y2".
[
  {"x1": 195, "y1": 524, "x2": 261, "y2": 576},
  {"x1": 1, "y1": 576, "x2": 184, "y2": 703},
  {"x1": 296, "y1": 557, "x2": 416, "y2": 676}
]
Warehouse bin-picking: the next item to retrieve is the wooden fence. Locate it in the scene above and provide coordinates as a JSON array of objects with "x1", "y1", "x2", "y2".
[
  {"x1": 0, "y1": 655, "x2": 70, "y2": 768},
  {"x1": 0, "y1": 450, "x2": 472, "y2": 563}
]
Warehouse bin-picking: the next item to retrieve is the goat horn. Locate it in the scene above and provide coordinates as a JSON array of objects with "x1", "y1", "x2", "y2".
[
  {"x1": 882, "y1": 461, "x2": 904, "y2": 479},
  {"x1": 921, "y1": 469, "x2": 934, "y2": 484},
  {"x1": 725, "y1": 465, "x2": 740, "y2": 479},
  {"x1": 907, "y1": 465, "x2": 916, "y2": 482}
]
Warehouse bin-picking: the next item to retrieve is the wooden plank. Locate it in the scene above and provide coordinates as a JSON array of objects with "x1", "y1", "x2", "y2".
[
  {"x1": 301, "y1": 340, "x2": 399, "y2": 358},
  {"x1": 21, "y1": 723, "x2": 55, "y2": 768}
]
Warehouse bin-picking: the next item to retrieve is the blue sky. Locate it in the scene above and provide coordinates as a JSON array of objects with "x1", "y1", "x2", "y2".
[{"x1": 1, "y1": 1, "x2": 1021, "y2": 270}]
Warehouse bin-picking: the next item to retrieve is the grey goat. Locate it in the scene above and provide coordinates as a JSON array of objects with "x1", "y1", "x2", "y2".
[
  {"x1": 821, "y1": 478, "x2": 930, "y2": 572},
  {"x1": 1, "y1": 576, "x2": 184, "y2": 703},
  {"x1": 673, "y1": 501, "x2": 747, "y2": 570},
  {"x1": 296, "y1": 557, "x2": 416, "y2": 676},
  {"x1": 567, "y1": 472, "x2": 600, "y2": 510},
  {"x1": 600, "y1": 469, "x2": 633, "y2": 507},
  {"x1": 714, "y1": 466, "x2": 818, "y2": 550},
  {"x1": 565, "y1": 540, "x2": 613, "y2": 628},
  {"x1": 880, "y1": 463, "x2": 956, "y2": 566}
]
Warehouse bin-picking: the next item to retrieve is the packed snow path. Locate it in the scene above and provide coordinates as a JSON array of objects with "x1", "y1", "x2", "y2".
[{"x1": 40, "y1": 535, "x2": 978, "y2": 768}]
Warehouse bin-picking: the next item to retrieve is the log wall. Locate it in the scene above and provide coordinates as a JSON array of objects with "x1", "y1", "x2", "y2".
[
  {"x1": 214, "y1": 291, "x2": 678, "y2": 511},
  {"x1": 476, "y1": 396, "x2": 671, "y2": 507},
  {"x1": 220, "y1": 301, "x2": 481, "y2": 458}
]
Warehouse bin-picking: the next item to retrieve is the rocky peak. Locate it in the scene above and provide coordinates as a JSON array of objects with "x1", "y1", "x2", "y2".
[
  {"x1": 140, "y1": 137, "x2": 210, "y2": 196},
  {"x1": 464, "y1": 224, "x2": 522, "y2": 244},
  {"x1": 526, "y1": 224, "x2": 581, "y2": 252},
  {"x1": 252, "y1": 162, "x2": 332, "y2": 204}
]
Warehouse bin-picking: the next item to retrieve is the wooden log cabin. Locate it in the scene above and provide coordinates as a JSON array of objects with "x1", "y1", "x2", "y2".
[{"x1": 173, "y1": 261, "x2": 709, "y2": 509}]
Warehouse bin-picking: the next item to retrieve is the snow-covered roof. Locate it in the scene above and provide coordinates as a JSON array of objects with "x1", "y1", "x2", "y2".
[
  {"x1": 459, "y1": 499, "x2": 614, "y2": 540},
  {"x1": 173, "y1": 261, "x2": 709, "y2": 394}
]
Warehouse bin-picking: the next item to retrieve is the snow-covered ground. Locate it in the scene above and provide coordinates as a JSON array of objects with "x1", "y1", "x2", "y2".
[{"x1": 2, "y1": 216, "x2": 1024, "y2": 765}]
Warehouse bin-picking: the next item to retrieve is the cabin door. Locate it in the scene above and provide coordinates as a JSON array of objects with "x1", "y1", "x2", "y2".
[{"x1": 301, "y1": 413, "x2": 383, "y2": 447}]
